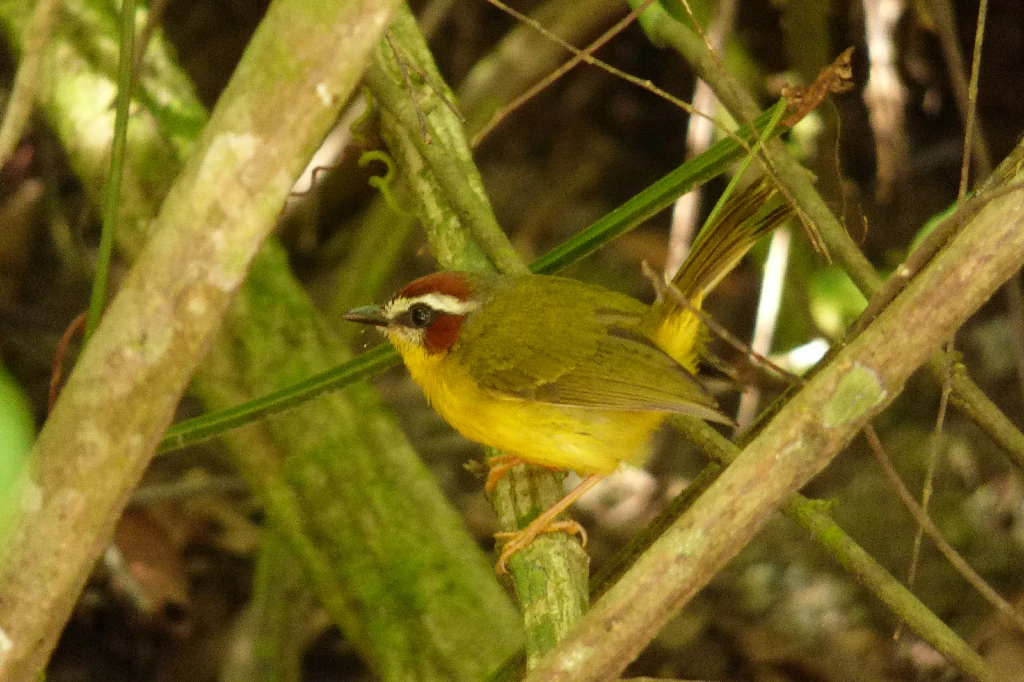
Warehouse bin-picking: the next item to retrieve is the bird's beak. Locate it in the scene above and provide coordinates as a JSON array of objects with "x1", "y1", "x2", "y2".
[{"x1": 343, "y1": 304, "x2": 389, "y2": 327}]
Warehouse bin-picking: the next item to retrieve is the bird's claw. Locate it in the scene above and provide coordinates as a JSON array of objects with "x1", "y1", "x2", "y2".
[{"x1": 494, "y1": 520, "x2": 588, "y2": 575}]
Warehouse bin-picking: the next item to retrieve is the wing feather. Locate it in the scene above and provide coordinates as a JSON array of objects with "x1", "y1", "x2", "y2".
[
  {"x1": 457, "y1": 275, "x2": 730, "y2": 425},
  {"x1": 528, "y1": 327, "x2": 731, "y2": 423}
]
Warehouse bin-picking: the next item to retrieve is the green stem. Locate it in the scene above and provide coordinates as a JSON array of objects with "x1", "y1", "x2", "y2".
[{"x1": 84, "y1": 0, "x2": 135, "y2": 340}]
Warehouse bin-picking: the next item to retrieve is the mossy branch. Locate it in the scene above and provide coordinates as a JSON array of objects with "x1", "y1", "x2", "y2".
[
  {"x1": 0, "y1": 0, "x2": 408, "y2": 677},
  {"x1": 362, "y1": 5, "x2": 590, "y2": 666}
]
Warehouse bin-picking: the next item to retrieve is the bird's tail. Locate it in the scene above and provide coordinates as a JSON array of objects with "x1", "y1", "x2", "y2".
[{"x1": 648, "y1": 177, "x2": 794, "y2": 369}]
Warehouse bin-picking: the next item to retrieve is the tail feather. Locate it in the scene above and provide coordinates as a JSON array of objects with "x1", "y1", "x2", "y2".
[
  {"x1": 671, "y1": 178, "x2": 793, "y2": 304},
  {"x1": 648, "y1": 178, "x2": 794, "y2": 368}
]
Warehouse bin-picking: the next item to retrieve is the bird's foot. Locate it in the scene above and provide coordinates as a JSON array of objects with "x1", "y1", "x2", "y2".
[
  {"x1": 484, "y1": 455, "x2": 564, "y2": 493},
  {"x1": 484, "y1": 455, "x2": 526, "y2": 493},
  {"x1": 493, "y1": 519, "x2": 587, "y2": 575}
]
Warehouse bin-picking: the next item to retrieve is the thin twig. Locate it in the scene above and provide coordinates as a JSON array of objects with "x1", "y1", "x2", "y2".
[
  {"x1": 899, "y1": 2, "x2": 988, "y2": 636},
  {"x1": 678, "y1": 0, "x2": 726, "y2": 74},
  {"x1": 926, "y1": 0, "x2": 992, "y2": 176},
  {"x1": 131, "y1": 0, "x2": 171, "y2": 85},
  {"x1": 475, "y1": 0, "x2": 709, "y2": 148},
  {"x1": 864, "y1": 423, "x2": 1024, "y2": 635},
  {"x1": 385, "y1": 31, "x2": 431, "y2": 144},
  {"x1": 48, "y1": 311, "x2": 87, "y2": 411},
  {"x1": 664, "y1": 0, "x2": 737, "y2": 277},
  {"x1": 958, "y1": 0, "x2": 991, "y2": 197},
  {"x1": 895, "y1": 353, "x2": 952, "y2": 640},
  {"x1": 641, "y1": 261, "x2": 800, "y2": 386}
]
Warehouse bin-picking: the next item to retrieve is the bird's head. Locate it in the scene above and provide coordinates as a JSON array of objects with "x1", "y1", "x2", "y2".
[{"x1": 344, "y1": 271, "x2": 486, "y2": 356}]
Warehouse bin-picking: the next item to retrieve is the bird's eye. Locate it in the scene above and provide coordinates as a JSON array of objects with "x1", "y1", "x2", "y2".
[{"x1": 408, "y1": 303, "x2": 434, "y2": 328}]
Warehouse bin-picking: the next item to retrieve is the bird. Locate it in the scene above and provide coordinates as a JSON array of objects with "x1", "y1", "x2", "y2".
[{"x1": 344, "y1": 178, "x2": 793, "y2": 573}]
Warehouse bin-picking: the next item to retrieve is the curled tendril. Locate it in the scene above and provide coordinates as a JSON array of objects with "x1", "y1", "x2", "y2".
[{"x1": 359, "y1": 150, "x2": 411, "y2": 216}]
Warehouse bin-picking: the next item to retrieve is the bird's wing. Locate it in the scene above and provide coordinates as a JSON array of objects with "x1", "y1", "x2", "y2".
[
  {"x1": 460, "y1": 277, "x2": 730, "y2": 424},
  {"x1": 525, "y1": 326, "x2": 731, "y2": 424},
  {"x1": 458, "y1": 276, "x2": 611, "y2": 395}
]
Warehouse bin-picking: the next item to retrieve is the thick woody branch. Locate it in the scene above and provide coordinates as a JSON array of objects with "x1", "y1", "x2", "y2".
[
  {"x1": 0, "y1": 0, "x2": 397, "y2": 677},
  {"x1": 523, "y1": 164, "x2": 1024, "y2": 682}
]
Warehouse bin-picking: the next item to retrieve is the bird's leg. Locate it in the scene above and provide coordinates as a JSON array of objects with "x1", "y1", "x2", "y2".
[
  {"x1": 484, "y1": 454, "x2": 525, "y2": 493},
  {"x1": 484, "y1": 454, "x2": 561, "y2": 493},
  {"x1": 494, "y1": 473, "x2": 605, "y2": 574}
]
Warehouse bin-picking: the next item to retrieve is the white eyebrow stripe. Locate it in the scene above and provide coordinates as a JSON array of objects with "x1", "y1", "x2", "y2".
[{"x1": 385, "y1": 292, "x2": 480, "y2": 318}]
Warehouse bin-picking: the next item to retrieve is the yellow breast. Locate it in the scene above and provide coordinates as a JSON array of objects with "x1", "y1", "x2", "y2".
[{"x1": 390, "y1": 334, "x2": 666, "y2": 475}]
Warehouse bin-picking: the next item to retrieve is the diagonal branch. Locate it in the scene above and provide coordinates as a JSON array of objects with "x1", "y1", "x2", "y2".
[{"x1": 522, "y1": 155, "x2": 1024, "y2": 682}]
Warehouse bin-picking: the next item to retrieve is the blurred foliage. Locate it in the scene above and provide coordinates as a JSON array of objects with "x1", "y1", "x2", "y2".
[
  {"x1": 2, "y1": 0, "x2": 1024, "y2": 680},
  {"x1": 809, "y1": 264, "x2": 869, "y2": 339},
  {"x1": 0, "y1": 359, "x2": 33, "y2": 551}
]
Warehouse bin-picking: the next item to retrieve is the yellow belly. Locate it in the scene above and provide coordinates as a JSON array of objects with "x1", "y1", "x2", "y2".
[{"x1": 396, "y1": 338, "x2": 666, "y2": 475}]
